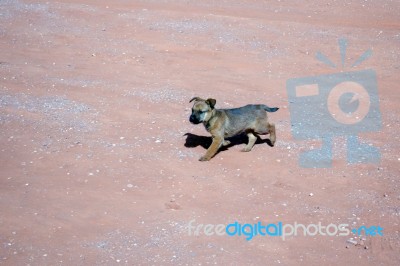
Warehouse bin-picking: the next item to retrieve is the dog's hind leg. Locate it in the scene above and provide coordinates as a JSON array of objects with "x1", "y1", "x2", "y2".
[
  {"x1": 268, "y1": 123, "x2": 276, "y2": 146},
  {"x1": 254, "y1": 118, "x2": 276, "y2": 147},
  {"x1": 242, "y1": 132, "x2": 257, "y2": 152}
]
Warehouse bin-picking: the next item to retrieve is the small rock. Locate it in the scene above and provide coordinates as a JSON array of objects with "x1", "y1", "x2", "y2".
[
  {"x1": 165, "y1": 201, "x2": 181, "y2": 210},
  {"x1": 309, "y1": 193, "x2": 314, "y2": 196},
  {"x1": 346, "y1": 239, "x2": 357, "y2": 245}
]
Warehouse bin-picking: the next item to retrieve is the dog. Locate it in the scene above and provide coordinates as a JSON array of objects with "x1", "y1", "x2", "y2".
[{"x1": 189, "y1": 97, "x2": 279, "y2": 161}]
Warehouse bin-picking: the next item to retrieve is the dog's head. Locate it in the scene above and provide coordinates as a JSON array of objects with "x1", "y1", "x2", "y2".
[{"x1": 189, "y1": 97, "x2": 216, "y2": 124}]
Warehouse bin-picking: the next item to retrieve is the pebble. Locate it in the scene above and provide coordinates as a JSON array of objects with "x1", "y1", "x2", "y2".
[
  {"x1": 127, "y1": 184, "x2": 133, "y2": 188},
  {"x1": 346, "y1": 239, "x2": 357, "y2": 245},
  {"x1": 309, "y1": 193, "x2": 314, "y2": 196}
]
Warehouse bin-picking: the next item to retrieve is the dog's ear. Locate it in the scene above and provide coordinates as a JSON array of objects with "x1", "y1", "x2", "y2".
[
  {"x1": 189, "y1": 97, "x2": 205, "y2": 103},
  {"x1": 206, "y1": 98, "x2": 216, "y2": 109}
]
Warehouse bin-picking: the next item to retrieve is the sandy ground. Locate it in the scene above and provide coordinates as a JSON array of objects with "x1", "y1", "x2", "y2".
[{"x1": 1, "y1": 0, "x2": 399, "y2": 265}]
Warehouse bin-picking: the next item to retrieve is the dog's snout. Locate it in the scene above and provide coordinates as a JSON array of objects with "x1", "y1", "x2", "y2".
[{"x1": 189, "y1": 114, "x2": 201, "y2": 124}]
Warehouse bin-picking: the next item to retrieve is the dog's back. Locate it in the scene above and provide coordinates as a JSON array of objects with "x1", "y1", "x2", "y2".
[{"x1": 222, "y1": 104, "x2": 278, "y2": 137}]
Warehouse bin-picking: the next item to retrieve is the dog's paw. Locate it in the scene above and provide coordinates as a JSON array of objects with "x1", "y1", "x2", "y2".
[
  {"x1": 222, "y1": 140, "x2": 231, "y2": 146},
  {"x1": 241, "y1": 147, "x2": 252, "y2": 152},
  {"x1": 199, "y1": 156, "x2": 210, "y2": 161}
]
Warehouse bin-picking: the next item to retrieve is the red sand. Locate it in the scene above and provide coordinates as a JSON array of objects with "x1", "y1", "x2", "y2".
[{"x1": 1, "y1": 0, "x2": 399, "y2": 265}]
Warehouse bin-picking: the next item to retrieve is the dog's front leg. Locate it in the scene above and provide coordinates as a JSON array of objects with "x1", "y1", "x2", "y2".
[{"x1": 199, "y1": 136, "x2": 223, "y2": 161}]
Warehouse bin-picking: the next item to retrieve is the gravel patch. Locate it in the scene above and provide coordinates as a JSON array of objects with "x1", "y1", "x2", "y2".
[
  {"x1": 0, "y1": 92, "x2": 97, "y2": 133},
  {"x1": 85, "y1": 222, "x2": 190, "y2": 264},
  {"x1": 123, "y1": 85, "x2": 189, "y2": 104}
]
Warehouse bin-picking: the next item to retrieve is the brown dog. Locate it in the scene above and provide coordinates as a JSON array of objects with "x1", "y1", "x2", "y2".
[{"x1": 189, "y1": 97, "x2": 278, "y2": 161}]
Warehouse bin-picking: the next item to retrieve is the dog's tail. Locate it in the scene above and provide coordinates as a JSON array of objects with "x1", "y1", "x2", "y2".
[{"x1": 262, "y1": 105, "x2": 279, "y2": 112}]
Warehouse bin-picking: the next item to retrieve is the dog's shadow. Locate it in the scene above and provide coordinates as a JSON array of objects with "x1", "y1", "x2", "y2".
[{"x1": 184, "y1": 133, "x2": 273, "y2": 152}]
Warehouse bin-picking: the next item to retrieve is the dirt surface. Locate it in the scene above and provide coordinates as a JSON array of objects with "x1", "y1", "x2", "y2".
[{"x1": 1, "y1": 0, "x2": 399, "y2": 265}]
